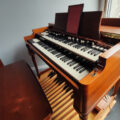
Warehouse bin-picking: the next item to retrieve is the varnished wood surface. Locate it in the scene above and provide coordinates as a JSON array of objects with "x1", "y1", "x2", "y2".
[
  {"x1": 100, "y1": 25, "x2": 120, "y2": 42},
  {"x1": 100, "y1": 25, "x2": 120, "y2": 35},
  {"x1": 0, "y1": 61, "x2": 52, "y2": 120},
  {"x1": 24, "y1": 26, "x2": 120, "y2": 119},
  {"x1": 75, "y1": 43, "x2": 120, "y2": 115}
]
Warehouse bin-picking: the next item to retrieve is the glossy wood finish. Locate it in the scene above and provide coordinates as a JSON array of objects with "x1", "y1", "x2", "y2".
[
  {"x1": 74, "y1": 43, "x2": 120, "y2": 116},
  {"x1": 0, "y1": 61, "x2": 52, "y2": 120},
  {"x1": 33, "y1": 27, "x2": 48, "y2": 35},
  {"x1": 24, "y1": 26, "x2": 120, "y2": 120},
  {"x1": 100, "y1": 18, "x2": 120, "y2": 44},
  {"x1": 100, "y1": 25, "x2": 120, "y2": 35},
  {"x1": 100, "y1": 25, "x2": 120, "y2": 45}
]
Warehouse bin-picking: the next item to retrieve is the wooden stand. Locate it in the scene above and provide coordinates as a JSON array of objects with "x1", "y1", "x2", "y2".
[{"x1": 37, "y1": 68, "x2": 116, "y2": 120}]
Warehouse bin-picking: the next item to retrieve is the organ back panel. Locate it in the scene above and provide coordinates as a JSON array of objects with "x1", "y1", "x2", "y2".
[
  {"x1": 66, "y1": 4, "x2": 84, "y2": 35},
  {"x1": 79, "y1": 11, "x2": 102, "y2": 40},
  {"x1": 53, "y1": 13, "x2": 68, "y2": 32}
]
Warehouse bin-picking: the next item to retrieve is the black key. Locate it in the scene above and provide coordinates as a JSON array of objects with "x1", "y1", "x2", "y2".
[
  {"x1": 51, "y1": 50, "x2": 56, "y2": 53},
  {"x1": 90, "y1": 50, "x2": 99, "y2": 55},
  {"x1": 42, "y1": 45, "x2": 48, "y2": 48},
  {"x1": 62, "y1": 57, "x2": 69, "y2": 62},
  {"x1": 88, "y1": 49, "x2": 93, "y2": 53},
  {"x1": 47, "y1": 48, "x2": 52, "y2": 51},
  {"x1": 88, "y1": 49, "x2": 94, "y2": 54},
  {"x1": 69, "y1": 62, "x2": 77, "y2": 66},
  {"x1": 93, "y1": 51, "x2": 100, "y2": 56},
  {"x1": 67, "y1": 60, "x2": 73, "y2": 65},
  {"x1": 61, "y1": 39, "x2": 66, "y2": 42},
  {"x1": 74, "y1": 45, "x2": 82, "y2": 49},
  {"x1": 63, "y1": 41, "x2": 70, "y2": 43},
  {"x1": 68, "y1": 42, "x2": 75, "y2": 46},
  {"x1": 64, "y1": 57, "x2": 70, "y2": 60},
  {"x1": 76, "y1": 66, "x2": 83, "y2": 71},
  {"x1": 60, "y1": 56, "x2": 67, "y2": 60},
  {"x1": 81, "y1": 47, "x2": 90, "y2": 52},
  {"x1": 38, "y1": 41, "x2": 43, "y2": 44},
  {"x1": 50, "y1": 50, "x2": 56, "y2": 53},
  {"x1": 63, "y1": 49, "x2": 68, "y2": 53},
  {"x1": 40, "y1": 43, "x2": 46, "y2": 46},
  {"x1": 51, "y1": 51, "x2": 59, "y2": 55},
  {"x1": 67, "y1": 60, "x2": 74, "y2": 65},
  {"x1": 48, "y1": 48, "x2": 54, "y2": 51},
  {"x1": 79, "y1": 68, "x2": 85, "y2": 73},
  {"x1": 64, "y1": 58, "x2": 71, "y2": 63},
  {"x1": 56, "y1": 54, "x2": 64, "y2": 58},
  {"x1": 56, "y1": 53, "x2": 61, "y2": 56},
  {"x1": 44, "y1": 46, "x2": 49, "y2": 49},
  {"x1": 57, "y1": 38, "x2": 63, "y2": 41},
  {"x1": 73, "y1": 64, "x2": 80, "y2": 69}
]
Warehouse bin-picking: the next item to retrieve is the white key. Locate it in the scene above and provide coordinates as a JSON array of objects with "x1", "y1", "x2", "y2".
[{"x1": 33, "y1": 38, "x2": 40, "y2": 43}]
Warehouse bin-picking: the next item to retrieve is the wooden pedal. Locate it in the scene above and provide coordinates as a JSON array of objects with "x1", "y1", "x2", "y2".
[
  {"x1": 38, "y1": 68, "x2": 116, "y2": 120},
  {"x1": 46, "y1": 82, "x2": 66, "y2": 97},
  {"x1": 39, "y1": 69, "x2": 53, "y2": 81},
  {"x1": 49, "y1": 88, "x2": 70, "y2": 104}
]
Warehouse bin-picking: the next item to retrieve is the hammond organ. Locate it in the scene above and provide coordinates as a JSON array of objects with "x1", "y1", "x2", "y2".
[{"x1": 24, "y1": 4, "x2": 120, "y2": 120}]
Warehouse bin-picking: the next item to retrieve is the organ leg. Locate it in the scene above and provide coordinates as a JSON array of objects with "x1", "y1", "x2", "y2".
[
  {"x1": 79, "y1": 114, "x2": 88, "y2": 120},
  {"x1": 26, "y1": 45, "x2": 40, "y2": 78},
  {"x1": 112, "y1": 79, "x2": 120, "y2": 96}
]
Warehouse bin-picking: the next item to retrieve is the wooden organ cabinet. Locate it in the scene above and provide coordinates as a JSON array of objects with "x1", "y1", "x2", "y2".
[{"x1": 24, "y1": 4, "x2": 120, "y2": 120}]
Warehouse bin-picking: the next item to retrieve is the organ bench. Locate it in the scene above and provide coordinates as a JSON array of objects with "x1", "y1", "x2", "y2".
[{"x1": 0, "y1": 60, "x2": 52, "y2": 120}]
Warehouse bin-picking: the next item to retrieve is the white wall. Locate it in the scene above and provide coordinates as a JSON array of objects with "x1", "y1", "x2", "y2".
[
  {"x1": 110, "y1": 0, "x2": 120, "y2": 18},
  {"x1": 98, "y1": 0, "x2": 104, "y2": 11},
  {"x1": 0, "y1": 0, "x2": 99, "y2": 69}
]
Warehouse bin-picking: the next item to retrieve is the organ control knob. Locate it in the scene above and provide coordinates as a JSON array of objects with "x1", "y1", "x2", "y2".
[
  {"x1": 76, "y1": 38, "x2": 79, "y2": 42},
  {"x1": 72, "y1": 37, "x2": 75, "y2": 40},
  {"x1": 68, "y1": 36, "x2": 71, "y2": 40}
]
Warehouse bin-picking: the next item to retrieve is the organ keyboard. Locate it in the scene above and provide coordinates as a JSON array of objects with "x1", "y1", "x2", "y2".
[
  {"x1": 40, "y1": 31, "x2": 107, "y2": 62},
  {"x1": 29, "y1": 38, "x2": 90, "y2": 81},
  {"x1": 24, "y1": 4, "x2": 120, "y2": 120}
]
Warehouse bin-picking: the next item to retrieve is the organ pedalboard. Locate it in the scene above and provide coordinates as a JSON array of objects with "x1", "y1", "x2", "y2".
[{"x1": 24, "y1": 4, "x2": 120, "y2": 120}]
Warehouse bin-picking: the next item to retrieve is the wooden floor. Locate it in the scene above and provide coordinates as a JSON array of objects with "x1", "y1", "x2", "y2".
[{"x1": 38, "y1": 69, "x2": 116, "y2": 120}]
